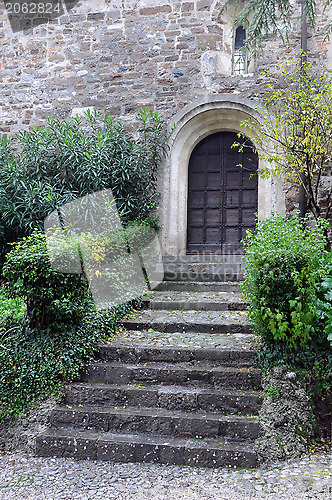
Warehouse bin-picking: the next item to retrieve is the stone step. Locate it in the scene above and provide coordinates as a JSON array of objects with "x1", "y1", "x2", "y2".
[
  {"x1": 96, "y1": 343, "x2": 255, "y2": 366},
  {"x1": 155, "y1": 281, "x2": 241, "y2": 292},
  {"x1": 107, "y1": 330, "x2": 256, "y2": 353},
  {"x1": 163, "y1": 255, "x2": 245, "y2": 263},
  {"x1": 142, "y1": 290, "x2": 247, "y2": 311},
  {"x1": 163, "y1": 271, "x2": 242, "y2": 282},
  {"x1": 35, "y1": 429, "x2": 257, "y2": 467},
  {"x1": 64, "y1": 383, "x2": 263, "y2": 415},
  {"x1": 80, "y1": 362, "x2": 261, "y2": 390},
  {"x1": 122, "y1": 309, "x2": 251, "y2": 334},
  {"x1": 51, "y1": 405, "x2": 259, "y2": 441},
  {"x1": 161, "y1": 256, "x2": 245, "y2": 282}
]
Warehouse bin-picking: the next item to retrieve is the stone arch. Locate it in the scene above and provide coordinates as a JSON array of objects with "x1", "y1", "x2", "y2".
[{"x1": 160, "y1": 95, "x2": 285, "y2": 256}]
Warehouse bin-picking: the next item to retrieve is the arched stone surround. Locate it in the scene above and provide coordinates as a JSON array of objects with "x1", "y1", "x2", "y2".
[{"x1": 160, "y1": 95, "x2": 286, "y2": 256}]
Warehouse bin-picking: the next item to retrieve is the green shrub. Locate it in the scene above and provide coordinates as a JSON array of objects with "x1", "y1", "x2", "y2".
[
  {"x1": 0, "y1": 229, "x2": 141, "y2": 418},
  {"x1": 316, "y1": 251, "x2": 332, "y2": 347},
  {"x1": 2, "y1": 231, "x2": 90, "y2": 330},
  {"x1": 241, "y1": 213, "x2": 328, "y2": 349},
  {"x1": 0, "y1": 289, "x2": 26, "y2": 322},
  {"x1": 0, "y1": 300, "x2": 136, "y2": 418},
  {"x1": 0, "y1": 108, "x2": 170, "y2": 263}
]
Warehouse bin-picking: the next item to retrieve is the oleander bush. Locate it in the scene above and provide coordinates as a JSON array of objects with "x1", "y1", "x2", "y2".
[{"x1": 0, "y1": 108, "x2": 170, "y2": 265}]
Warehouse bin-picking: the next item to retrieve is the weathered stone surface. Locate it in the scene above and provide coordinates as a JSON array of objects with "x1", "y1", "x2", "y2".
[
  {"x1": 141, "y1": 290, "x2": 247, "y2": 311},
  {"x1": 50, "y1": 405, "x2": 259, "y2": 440},
  {"x1": 256, "y1": 366, "x2": 315, "y2": 462},
  {"x1": 122, "y1": 309, "x2": 252, "y2": 334},
  {"x1": 64, "y1": 382, "x2": 263, "y2": 415},
  {"x1": 96, "y1": 342, "x2": 255, "y2": 365},
  {"x1": 36, "y1": 429, "x2": 258, "y2": 467},
  {"x1": 0, "y1": 0, "x2": 330, "y2": 137},
  {"x1": 0, "y1": 398, "x2": 56, "y2": 453}
]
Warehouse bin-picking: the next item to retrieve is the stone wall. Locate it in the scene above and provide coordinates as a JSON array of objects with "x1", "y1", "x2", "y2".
[
  {"x1": 1, "y1": 0, "x2": 332, "y2": 253},
  {"x1": 0, "y1": 0, "x2": 331, "y2": 135}
]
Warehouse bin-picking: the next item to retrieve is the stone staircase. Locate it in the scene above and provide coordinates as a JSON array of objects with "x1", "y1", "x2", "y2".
[{"x1": 35, "y1": 268, "x2": 262, "y2": 468}]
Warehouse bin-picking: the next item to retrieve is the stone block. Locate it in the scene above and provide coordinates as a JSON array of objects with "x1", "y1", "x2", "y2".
[
  {"x1": 139, "y1": 5, "x2": 172, "y2": 16},
  {"x1": 196, "y1": 34, "x2": 223, "y2": 51}
]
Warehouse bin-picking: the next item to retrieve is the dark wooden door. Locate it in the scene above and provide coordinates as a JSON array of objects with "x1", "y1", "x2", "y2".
[{"x1": 186, "y1": 131, "x2": 258, "y2": 254}]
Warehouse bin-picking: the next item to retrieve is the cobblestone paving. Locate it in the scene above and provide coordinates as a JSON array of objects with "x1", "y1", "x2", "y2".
[{"x1": 0, "y1": 450, "x2": 330, "y2": 499}]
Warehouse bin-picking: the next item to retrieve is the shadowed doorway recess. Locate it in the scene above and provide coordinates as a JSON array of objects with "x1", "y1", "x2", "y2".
[{"x1": 186, "y1": 131, "x2": 258, "y2": 254}]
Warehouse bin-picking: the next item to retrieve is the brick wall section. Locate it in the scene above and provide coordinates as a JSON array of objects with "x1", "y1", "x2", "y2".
[{"x1": 0, "y1": 0, "x2": 331, "y2": 134}]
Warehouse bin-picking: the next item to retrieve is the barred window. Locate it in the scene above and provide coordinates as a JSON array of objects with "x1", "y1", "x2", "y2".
[{"x1": 233, "y1": 26, "x2": 246, "y2": 75}]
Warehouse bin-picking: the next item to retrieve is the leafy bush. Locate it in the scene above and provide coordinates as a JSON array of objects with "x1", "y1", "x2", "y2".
[
  {"x1": 0, "y1": 108, "x2": 170, "y2": 263},
  {"x1": 2, "y1": 231, "x2": 90, "y2": 330},
  {"x1": 0, "y1": 109, "x2": 167, "y2": 418},
  {"x1": 0, "y1": 300, "x2": 136, "y2": 418},
  {"x1": 0, "y1": 289, "x2": 26, "y2": 323},
  {"x1": 316, "y1": 251, "x2": 332, "y2": 347},
  {"x1": 241, "y1": 213, "x2": 328, "y2": 349},
  {"x1": 0, "y1": 227, "x2": 142, "y2": 417}
]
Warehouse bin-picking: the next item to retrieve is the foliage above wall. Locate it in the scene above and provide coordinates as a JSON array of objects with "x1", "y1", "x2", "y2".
[
  {"x1": 218, "y1": 0, "x2": 332, "y2": 55},
  {"x1": 236, "y1": 61, "x2": 332, "y2": 223}
]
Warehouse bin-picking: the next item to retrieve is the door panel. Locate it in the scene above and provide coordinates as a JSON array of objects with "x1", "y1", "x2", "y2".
[{"x1": 186, "y1": 131, "x2": 258, "y2": 254}]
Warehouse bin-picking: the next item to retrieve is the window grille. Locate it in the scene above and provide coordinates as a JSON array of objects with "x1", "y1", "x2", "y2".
[{"x1": 234, "y1": 26, "x2": 246, "y2": 75}]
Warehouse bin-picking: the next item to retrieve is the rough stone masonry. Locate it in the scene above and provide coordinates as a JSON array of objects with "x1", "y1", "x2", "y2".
[
  {"x1": 0, "y1": 0, "x2": 330, "y2": 133},
  {"x1": 0, "y1": 0, "x2": 332, "y2": 254}
]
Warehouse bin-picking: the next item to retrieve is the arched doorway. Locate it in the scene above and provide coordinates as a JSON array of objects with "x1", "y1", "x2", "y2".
[{"x1": 186, "y1": 131, "x2": 258, "y2": 254}]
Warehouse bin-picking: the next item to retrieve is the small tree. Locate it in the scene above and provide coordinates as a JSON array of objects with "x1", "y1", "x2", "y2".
[
  {"x1": 237, "y1": 60, "x2": 332, "y2": 222},
  {"x1": 218, "y1": 0, "x2": 332, "y2": 55}
]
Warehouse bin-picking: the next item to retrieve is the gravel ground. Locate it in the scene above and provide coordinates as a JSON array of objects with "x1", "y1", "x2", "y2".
[{"x1": 0, "y1": 450, "x2": 331, "y2": 500}]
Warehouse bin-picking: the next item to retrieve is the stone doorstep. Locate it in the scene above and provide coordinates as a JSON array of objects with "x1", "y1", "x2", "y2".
[
  {"x1": 50, "y1": 405, "x2": 260, "y2": 441},
  {"x1": 145, "y1": 301, "x2": 247, "y2": 311},
  {"x1": 35, "y1": 429, "x2": 257, "y2": 468},
  {"x1": 80, "y1": 362, "x2": 262, "y2": 390},
  {"x1": 143, "y1": 291, "x2": 245, "y2": 301},
  {"x1": 96, "y1": 344, "x2": 256, "y2": 365},
  {"x1": 121, "y1": 323, "x2": 252, "y2": 334},
  {"x1": 162, "y1": 255, "x2": 245, "y2": 264},
  {"x1": 162, "y1": 265, "x2": 244, "y2": 277},
  {"x1": 141, "y1": 289, "x2": 247, "y2": 311},
  {"x1": 110, "y1": 329, "x2": 256, "y2": 351},
  {"x1": 155, "y1": 281, "x2": 241, "y2": 292},
  {"x1": 64, "y1": 383, "x2": 263, "y2": 415},
  {"x1": 163, "y1": 272, "x2": 243, "y2": 282}
]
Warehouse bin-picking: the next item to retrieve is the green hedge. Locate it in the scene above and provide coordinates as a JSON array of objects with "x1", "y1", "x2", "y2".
[
  {"x1": 242, "y1": 213, "x2": 332, "y2": 399},
  {"x1": 241, "y1": 213, "x2": 328, "y2": 349},
  {"x1": 2, "y1": 231, "x2": 90, "y2": 330}
]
